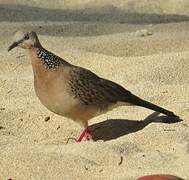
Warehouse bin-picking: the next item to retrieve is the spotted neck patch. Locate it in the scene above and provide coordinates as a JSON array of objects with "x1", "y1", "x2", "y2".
[{"x1": 36, "y1": 48, "x2": 68, "y2": 69}]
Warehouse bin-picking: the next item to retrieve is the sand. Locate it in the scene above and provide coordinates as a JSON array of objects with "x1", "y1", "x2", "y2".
[{"x1": 0, "y1": 1, "x2": 189, "y2": 179}]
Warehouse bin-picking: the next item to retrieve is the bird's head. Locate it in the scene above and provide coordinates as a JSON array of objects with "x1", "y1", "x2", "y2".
[{"x1": 8, "y1": 31, "x2": 41, "y2": 51}]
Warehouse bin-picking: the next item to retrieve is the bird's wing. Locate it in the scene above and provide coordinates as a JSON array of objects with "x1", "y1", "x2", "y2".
[
  {"x1": 68, "y1": 66, "x2": 178, "y2": 118},
  {"x1": 69, "y1": 67, "x2": 131, "y2": 106}
]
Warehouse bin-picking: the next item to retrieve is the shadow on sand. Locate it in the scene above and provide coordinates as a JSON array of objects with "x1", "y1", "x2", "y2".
[{"x1": 89, "y1": 112, "x2": 182, "y2": 141}]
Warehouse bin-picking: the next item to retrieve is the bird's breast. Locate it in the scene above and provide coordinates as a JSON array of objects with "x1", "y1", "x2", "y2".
[
  {"x1": 34, "y1": 76, "x2": 77, "y2": 116},
  {"x1": 31, "y1": 63, "x2": 77, "y2": 117}
]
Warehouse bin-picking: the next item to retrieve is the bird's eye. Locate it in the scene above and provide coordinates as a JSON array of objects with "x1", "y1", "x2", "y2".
[{"x1": 24, "y1": 34, "x2": 29, "y2": 40}]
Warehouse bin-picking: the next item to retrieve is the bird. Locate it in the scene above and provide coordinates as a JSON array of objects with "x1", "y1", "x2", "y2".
[{"x1": 8, "y1": 31, "x2": 179, "y2": 142}]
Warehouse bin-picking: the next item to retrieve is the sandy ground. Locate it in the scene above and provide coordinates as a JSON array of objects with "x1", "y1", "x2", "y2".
[{"x1": 0, "y1": 1, "x2": 189, "y2": 180}]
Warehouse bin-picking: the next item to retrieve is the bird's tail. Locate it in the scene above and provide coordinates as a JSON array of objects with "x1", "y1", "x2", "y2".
[{"x1": 123, "y1": 93, "x2": 178, "y2": 118}]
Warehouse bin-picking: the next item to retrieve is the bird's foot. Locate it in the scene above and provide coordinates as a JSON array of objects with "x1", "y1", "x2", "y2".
[{"x1": 76, "y1": 127, "x2": 93, "y2": 142}]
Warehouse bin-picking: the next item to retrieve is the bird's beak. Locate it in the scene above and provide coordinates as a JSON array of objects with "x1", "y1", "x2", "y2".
[{"x1": 8, "y1": 41, "x2": 19, "y2": 52}]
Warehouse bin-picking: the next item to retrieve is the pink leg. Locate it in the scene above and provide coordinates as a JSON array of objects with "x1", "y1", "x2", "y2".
[{"x1": 76, "y1": 127, "x2": 93, "y2": 142}]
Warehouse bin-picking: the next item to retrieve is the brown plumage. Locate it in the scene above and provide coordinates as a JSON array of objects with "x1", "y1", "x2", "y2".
[{"x1": 8, "y1": 31, "x2": 179, "y2": 142}]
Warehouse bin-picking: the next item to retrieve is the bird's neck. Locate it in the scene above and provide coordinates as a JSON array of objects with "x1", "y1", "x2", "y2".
[{"x1": 29, "y1": 46, "x2": 70, "y2": 70}]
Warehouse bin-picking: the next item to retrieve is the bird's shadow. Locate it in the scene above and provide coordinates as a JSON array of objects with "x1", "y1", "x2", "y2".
[{"x1": 89, "y1": 112, "x2": 182, "y2": 141}]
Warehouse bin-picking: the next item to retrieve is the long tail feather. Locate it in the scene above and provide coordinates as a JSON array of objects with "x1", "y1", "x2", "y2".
[{"x1": 123, "y1": 93, "x2": 178, "y2": 118}]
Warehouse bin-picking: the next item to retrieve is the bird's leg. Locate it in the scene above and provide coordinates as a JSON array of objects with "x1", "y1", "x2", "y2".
[{"x1": 76, "y1": 127, "x2": 93, "y2": 142}]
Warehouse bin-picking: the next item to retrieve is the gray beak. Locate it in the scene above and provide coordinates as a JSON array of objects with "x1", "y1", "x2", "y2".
[{"x1": 8, "y1": 41, "x2": 18, "y2": 52}]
